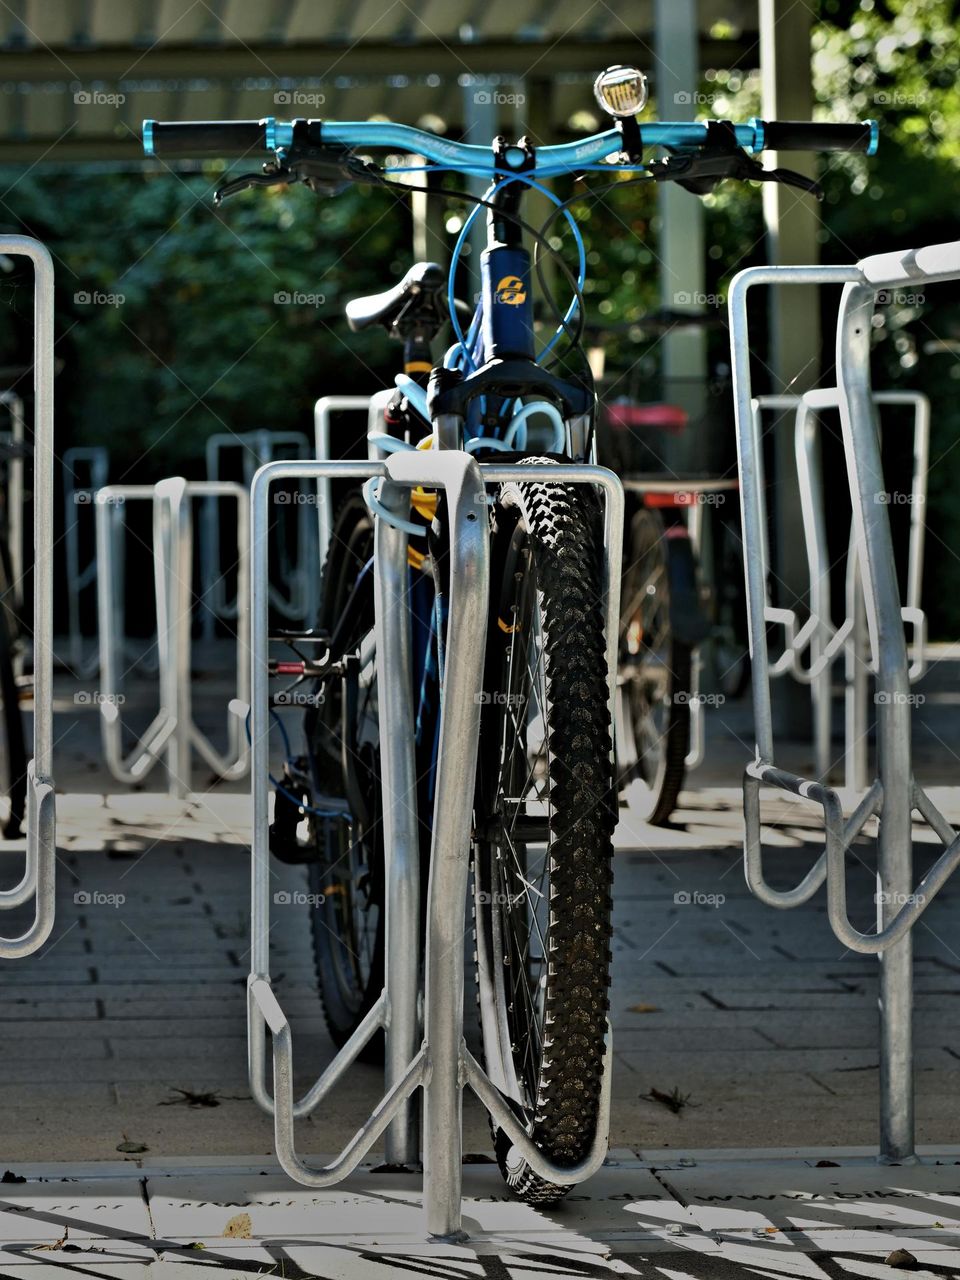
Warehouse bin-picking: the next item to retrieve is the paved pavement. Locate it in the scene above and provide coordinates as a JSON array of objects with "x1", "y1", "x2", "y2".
[
  {"x1": 1, "y1": 1151, "x2": 960, "y2": 1275},
  {"x1": 0, "y1": 654, "x2": 957, "y2": 1268}
]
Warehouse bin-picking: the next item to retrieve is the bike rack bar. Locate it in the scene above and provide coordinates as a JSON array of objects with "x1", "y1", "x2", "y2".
[
  {"x1": 96, "y1": 479, "x2": 249, "y2": 798},
  {"x1": 0, "y1": 391, "x2": 26, "y2": 614},
  {"x1": 313, "y1": 396, "x2": 374, "y2": 566},
  {"x1": 202, "y1": 431, "x2": 313, "y2": 635},
  {"x1": 728, "y1": 244, "x2": 960, "y2": 1162},
  {"x1": 749, "y1": 392, "x2": 928, "y2": 783},
  {"x1": 797, "y1": 389, "x2": 929, "y2": 786},
  {"x1": 0, "y1": 238, "x2": 56, "y2": 958},
  {"x1": 62, "y1": 446, "x2": 109, "y2": 676},
  {"x1": 248, "y1": 454, "x2": 622, "y2": 1238}
]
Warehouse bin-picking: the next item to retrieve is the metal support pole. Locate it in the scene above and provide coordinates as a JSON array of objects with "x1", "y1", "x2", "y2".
[
  {"x1": 154, "y1": 478, "x2": 192, "y2": 799},
  {"x1": 836, "y1": 282, "x2": 914, "y2": 1162},
  {"x1": 382, "y1": 449, "x2": 489, "y2": 1240},
  {"x1": 374, "y1": 483, "x2": 420, "y2": 1167},
  {"x1": 63, "y1": 446, "x2": 108, "y2": 674},
  {"x1": 654, "y1": 0, "x2": 706, "y2": 383},
  {"x1": 0, "y1": 390, "x2": 26, "y2": 607}
]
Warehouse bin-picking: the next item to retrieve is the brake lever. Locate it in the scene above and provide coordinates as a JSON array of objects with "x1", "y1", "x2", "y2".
[
  {"x1": 214, "y1": 149, "x2": 381, "y2": 205},
  {"x1": 214, "y1": 166, "x2": 294, "y2": 204},
  {"x1": 644, "y1": 119, "x2": 824, "y2": 201}
]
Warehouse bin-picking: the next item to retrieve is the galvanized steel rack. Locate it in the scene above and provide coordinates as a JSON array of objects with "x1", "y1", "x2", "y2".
[
  {"x1": 747, "y1": 391, "x2": 928, "y2": 786},
  {"x1": 248, "y1": 451, "x2": 623, "y2": 1238},
  {"x1": 95, "y1": 477, "x2": 250, "y2": 798},
  {"x1": 0, "y1": 238, "x2": 56, "y2": 959},
  {"x1": 729, "y1": 240, "x2": 960, "y2": 1163}
]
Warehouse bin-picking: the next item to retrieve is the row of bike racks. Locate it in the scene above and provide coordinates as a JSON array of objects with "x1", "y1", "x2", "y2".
[
  {"x1": 248, "y1": 452, "x2": 623, "y2": 1238},
  {"x1": 4, "y1": 224, "x2": 960, "y2": 1224},
  {"x1": 730, "y1": 240, "x2": 960, "y2": 1163},
  {"x1": 95, "y1": 478, "x2": 250, "y2": 798},
  {"x1": 752, "y1": 390, "x2": 928, "y2": 789}
]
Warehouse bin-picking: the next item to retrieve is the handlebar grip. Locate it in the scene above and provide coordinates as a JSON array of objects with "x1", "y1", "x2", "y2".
[
  {"x1": 143, "y1": 120, "x2": 268, "y2": 158},
  {"x1": 756, "y1": 119, "x2": 877, "y2": 155}
]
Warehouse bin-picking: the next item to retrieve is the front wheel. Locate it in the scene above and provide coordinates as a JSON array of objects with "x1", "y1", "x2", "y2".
[{"x1": 473, "y1": 464, "x2": 615, "y2": 1206}]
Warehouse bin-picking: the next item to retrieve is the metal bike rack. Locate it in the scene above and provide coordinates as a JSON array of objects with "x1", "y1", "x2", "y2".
[
  {"x1": 729, "y1": 241, "x2": 960, "y2": 1163},
  {"x1": 749, "y1": 392, "x2": 928, "y2": 785},
  {"x1": 96, "y1": 478, "x2": 250, "y2": 799},
  {"x1": 0, "y1": 238, "x2": 56, "y2": 958},
  {"x1": 249, "y1": 452, "x2": 623, "y2": 1237},
  {"x1": 201, "y1": 430, "x2": 314, "y2": 635},
  {"x1": 0, "y1": 390, "x2": 26, "y2": 609},
  {"x1": 62, "y1": 446, "x2": 109, "y2": 675},
  {"x1": 313, "y1": 393, "x2": 388, "y2": 565}
]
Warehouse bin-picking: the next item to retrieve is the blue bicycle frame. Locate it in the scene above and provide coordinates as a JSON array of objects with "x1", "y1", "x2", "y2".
[{"x1": 141, "y1": 106, "x2": 879, "y2": 815}]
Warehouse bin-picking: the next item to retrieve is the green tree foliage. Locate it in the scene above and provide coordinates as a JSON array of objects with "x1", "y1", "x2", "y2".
[{"x1": 2, "y1": 168, "x2": 409, "y2": 474}]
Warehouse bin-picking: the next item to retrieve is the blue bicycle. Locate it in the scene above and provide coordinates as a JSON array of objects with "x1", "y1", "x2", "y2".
[{"x1": 144, "y1": 74, "x2": 876, "y2": 1203}]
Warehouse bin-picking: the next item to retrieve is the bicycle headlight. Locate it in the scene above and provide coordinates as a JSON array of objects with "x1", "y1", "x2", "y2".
[{"x1": 593, "y1": 65, "x2": 649, "y2": 118}]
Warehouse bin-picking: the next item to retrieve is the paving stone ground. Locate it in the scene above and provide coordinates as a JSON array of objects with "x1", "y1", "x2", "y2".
[{"x1": 1, "y1": 652, "x2": 959, "y2": 1169}]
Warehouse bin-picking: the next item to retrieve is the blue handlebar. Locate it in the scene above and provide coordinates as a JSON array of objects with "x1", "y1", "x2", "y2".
[{"x1": 142, "y1": 115, "x2": 879, "y2": 173}]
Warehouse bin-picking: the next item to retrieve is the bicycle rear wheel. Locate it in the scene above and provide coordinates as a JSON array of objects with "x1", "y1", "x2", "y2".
[
  {"x1": 306, "y1": 493, "x2": 385, "y2": 1056},
  {"x1": 617, "y1": 505, "x2": 691, "y2": 825},
  {"x1": 473, "y1": 464, "x2": 615, "y2": 1205}
]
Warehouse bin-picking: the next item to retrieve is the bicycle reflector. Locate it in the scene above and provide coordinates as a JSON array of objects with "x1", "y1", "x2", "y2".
[{"x1": 593, "y1": 65, "x2": 649, "y2": 118}]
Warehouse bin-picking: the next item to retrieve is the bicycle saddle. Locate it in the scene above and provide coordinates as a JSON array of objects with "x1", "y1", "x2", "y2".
[{"x1": 345, "y1": 261, "x2": 447, "y2": 336}]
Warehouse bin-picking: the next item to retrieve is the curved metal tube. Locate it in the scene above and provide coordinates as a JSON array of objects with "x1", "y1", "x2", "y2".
[{"x1": 0, "y1": 237, "x2": 57, "y2": 955}]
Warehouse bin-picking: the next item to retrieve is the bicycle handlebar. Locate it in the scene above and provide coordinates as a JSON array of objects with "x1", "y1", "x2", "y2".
[{"x1": 142, "y1": 115, "x2": 878, "y2": 175}]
